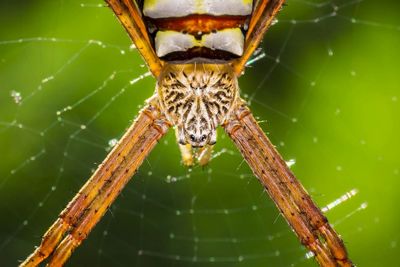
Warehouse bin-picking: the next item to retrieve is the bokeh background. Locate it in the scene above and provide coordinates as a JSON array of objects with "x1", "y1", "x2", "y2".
[{"x1": 0, "y1": 0, "x2": 399, "y2": 266}]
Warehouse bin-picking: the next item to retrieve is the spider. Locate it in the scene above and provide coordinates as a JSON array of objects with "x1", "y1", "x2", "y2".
[{"x1": 20, "y1": 1, "x2": 353, "y2": 266}]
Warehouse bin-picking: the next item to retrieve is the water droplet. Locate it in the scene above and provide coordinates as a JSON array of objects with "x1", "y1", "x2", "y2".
[
  {"x1": 10, "y1": 90, "x2": 22, "y2": 104},
  {"x1": 108, "y1": 138, "x2": 118, "y2": 148},
  {"x1": 286, "y1": 159, "x2": 296, "y2": 168},
  {"x1": 42, "y1": 76, "x2": 54, "y2": 83},
  {"x1": 305, "y1": 251, "x2": 314, "y2": 259}
]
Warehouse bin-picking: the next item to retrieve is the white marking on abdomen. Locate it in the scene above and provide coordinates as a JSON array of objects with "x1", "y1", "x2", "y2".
[
  {"x1": 155, "y1": 29, "x2": 244, "y2": 57},
  {"x1": 143, "y1": 0, "x2": 253, "y2": 18}
]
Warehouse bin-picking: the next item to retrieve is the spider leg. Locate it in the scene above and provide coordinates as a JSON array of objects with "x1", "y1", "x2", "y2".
[
  {"x1": 20, "y1": 99, "x2": 170, "y2": 267},
  {"x1": 231, "y1": 0, "x2": 285, "y2": 76},
  {"x1": 197, "y1": 144, "x2": 214, "y2": 167},
  {"x1": 175, "y1": 128, "x2": 195, "y2": 166},
  {"x1": 106, "y1": 0, "x2": 164, "y2": 77},
  {"x1": 224, "y1": 101, "x2": 353, "y2": 267},
  {"x1": 178, "y1": 143, "x2": 195, "y2": 166}
]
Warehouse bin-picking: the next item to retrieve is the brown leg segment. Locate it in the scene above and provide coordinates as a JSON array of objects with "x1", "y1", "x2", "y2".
[
  {"x1": 224, "y1": 102, "x2": 353, "y2": 267},
  {"x1": 231, "y1": 0, "x2": 286, "y2": 76},
  {"x1": 20, "y1": 100, "x2": 170, "y2": 267},
  {"x1": 106, "y1": 0, "x2": 164, "y2": 77}
]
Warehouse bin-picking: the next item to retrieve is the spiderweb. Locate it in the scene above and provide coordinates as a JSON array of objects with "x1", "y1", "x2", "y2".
[{"x1": 1, "y1": 0, "x2": 399, "y2": 266}]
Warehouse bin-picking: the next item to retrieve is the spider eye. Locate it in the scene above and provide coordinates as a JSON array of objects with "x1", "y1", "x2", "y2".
[
  {"x1": 189, "y1": 134, "x2": 196, "y2": 142},
  {"x1": 201, "y1": 135, "x2": 207, "y2": 142}
]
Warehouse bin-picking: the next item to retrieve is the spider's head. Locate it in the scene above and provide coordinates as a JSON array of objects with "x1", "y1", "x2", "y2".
[
  {"x1": 158, "y1": 63, "x2": 237, "y2": 148},
  {"x1": 179, "y1": 115, "x2": 217, "y2": 148}
]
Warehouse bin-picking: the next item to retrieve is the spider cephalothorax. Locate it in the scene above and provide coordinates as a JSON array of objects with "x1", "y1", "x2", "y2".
[{"x1": 157, "y1": 64, "x2": 237, "y2": 147}]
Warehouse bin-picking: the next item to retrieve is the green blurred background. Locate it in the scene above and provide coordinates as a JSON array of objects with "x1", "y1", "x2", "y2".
[{"x1": 0, "y1": 0, "x2": 399, "y2": 266}]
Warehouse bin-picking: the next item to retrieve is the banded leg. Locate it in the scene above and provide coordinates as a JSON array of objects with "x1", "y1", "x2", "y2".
[
  {"x1": 20, "y1": 99, "x2": 170, "y2": 267},
  {"x1": 224, "y1": 101, "x2": 353, "y2": 267},
  {"x1": 106, "y1": 0, "x2": 164, "y2": 77},
  {"x1": 231, "y1": 0, "x2": 285, "y2": 76}
]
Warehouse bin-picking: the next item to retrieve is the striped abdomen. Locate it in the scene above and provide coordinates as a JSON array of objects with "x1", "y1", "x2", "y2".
[{"x1": 141, "y1": 0, "x2": 253, "y2": 62}]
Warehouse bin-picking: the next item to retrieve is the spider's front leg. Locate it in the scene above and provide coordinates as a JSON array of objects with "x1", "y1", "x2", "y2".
[
  {"x1": 20, "y1": 97, "x2": 170, "y2": 267},
  {"x1": 224, "y1": 100, "x2": 353, "y2": 267},
  {"x1": 176, "y1": 127, "x2": 195, "y2": 166},
  {"x1": 197, "y1": 144, "x2": 214, "y2": 166}
]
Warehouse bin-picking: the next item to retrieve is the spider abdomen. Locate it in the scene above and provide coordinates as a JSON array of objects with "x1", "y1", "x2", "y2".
[{"x1": 141, "y1": 0, "x2": 253, "y2": 61}]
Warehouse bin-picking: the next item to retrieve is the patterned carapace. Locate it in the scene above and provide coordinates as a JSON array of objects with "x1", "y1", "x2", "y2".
[{"x1": 157, "y1": 64, "x2": 237, "y2": 147}]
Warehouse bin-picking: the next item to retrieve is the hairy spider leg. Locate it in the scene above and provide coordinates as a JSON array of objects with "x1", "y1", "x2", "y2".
[
  {"x1": 224, "y1": 101, "x2": 353, "y2": 267},
  {"x1": 231, "y1": 0, "x2": 285, "y2": 76},
  {"x1": 106, "y1": 0, "x2": 164, "y2": 77},
  {"x1": 20, "y1": 102, "x2": 170, "y2": 267}
]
